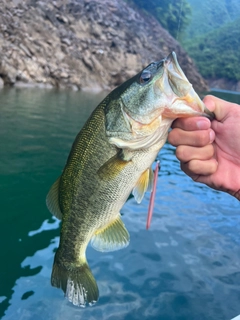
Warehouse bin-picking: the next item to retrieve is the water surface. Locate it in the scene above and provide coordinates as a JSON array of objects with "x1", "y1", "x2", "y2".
[{"x1": 0, "y1": 88, "x2": 240, "y2": 320}]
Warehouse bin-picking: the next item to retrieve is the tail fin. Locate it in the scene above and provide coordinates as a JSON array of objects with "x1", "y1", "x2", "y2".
[{"x1": 51, "y1": 256, "x2": 99, "y2": 307}]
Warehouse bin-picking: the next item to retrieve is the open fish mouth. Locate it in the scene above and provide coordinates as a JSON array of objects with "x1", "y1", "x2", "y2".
[
  {"x1": 165, "y1": 52, "x2": 189, "y2": 82},
  {"x1": 165, "y1": 52, "x2": 215, "y2": 121}
]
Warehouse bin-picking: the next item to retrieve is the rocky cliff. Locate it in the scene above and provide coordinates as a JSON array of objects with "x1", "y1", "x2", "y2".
[{"x1": 0, "y1": 0, "x2": 208, "y2": 92}]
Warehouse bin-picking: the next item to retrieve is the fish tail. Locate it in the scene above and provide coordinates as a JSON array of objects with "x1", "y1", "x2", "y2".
[{"x1": 51, "y1": 254, "x2": 99, "y2": 307}]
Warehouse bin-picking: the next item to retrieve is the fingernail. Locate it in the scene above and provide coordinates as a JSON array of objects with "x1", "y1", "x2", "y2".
[
  {"x1": 196, "y1": 119, "x2": 209, "y2": 130},
  {"x1": 209, "y1": 129, "x2": 215, "y2": 143}
]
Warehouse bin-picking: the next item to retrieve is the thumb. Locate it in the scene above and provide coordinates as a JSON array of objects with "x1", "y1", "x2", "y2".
[{"x1": 203, "y1": 95, "x2": 233, "y2": 121}]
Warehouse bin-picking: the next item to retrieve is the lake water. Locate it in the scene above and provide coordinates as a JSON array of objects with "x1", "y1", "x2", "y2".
[{"x1": 0, "y1": 88, "x2": 240, "y2": 320}]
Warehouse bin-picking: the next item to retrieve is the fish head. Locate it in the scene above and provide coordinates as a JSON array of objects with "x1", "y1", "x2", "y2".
[
  {"x1": 105, "y1": 52, "x2": 214, "y2": 148},
  {"x1": 120, "y1": 51, "x2": 213, "y2": 123}
]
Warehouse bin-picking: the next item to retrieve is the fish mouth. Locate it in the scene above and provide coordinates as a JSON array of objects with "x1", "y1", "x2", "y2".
[
  {"x1": 164, "y1": 52, "x2": 215, "y2": 120},
  {"x1": 165, "y1": 52, "x2": 189, "y2": 83},
  {"x1": 200, "y1": 105, "x2": 215, "y2": 120}
]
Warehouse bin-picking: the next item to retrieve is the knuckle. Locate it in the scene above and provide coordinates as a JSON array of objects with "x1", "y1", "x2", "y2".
[
  {"x1": 209, "y1": 159, "x2": 218, "y2": 173},
  {"x1": 180, "y1": 161, "x2": 196, "y2": 179},
  {"x1": 196, "y1": 131, "x2": 209, "y2": 146},
  {"x1": 206, "y1": 144, "x2": 215, "y2": 157},
  {"x1": 175, "y1": 146, "x2": 187, "y2": 161},
  {"x1": 168, "y1": 130, "x2": 179, "y2": 146},
  {"x1": 180, "y1": 161, "x2": 188, "y2": 174},
  {"x1": 187, "y1": 160, "x2": 198, "y2": 173}
]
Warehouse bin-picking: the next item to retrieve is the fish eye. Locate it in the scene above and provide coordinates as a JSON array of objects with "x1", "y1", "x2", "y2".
[{"x1": 139, "y1": 70, "x2": 152, "y2": 84}]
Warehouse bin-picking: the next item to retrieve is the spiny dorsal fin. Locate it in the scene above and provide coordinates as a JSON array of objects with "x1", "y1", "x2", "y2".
[
  {"x1": 46, "y1": 177, "x2": 62, "y2": 220},
  {"x1": 132, "y1": 167, "x2": 153, "y2": 204},
  {"x1": 91, "y1": 215, "x2": 130, "y2": 252}
]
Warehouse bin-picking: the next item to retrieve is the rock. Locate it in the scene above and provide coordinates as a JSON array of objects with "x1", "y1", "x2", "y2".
[
  {"x1": 19, "y1": 43, "x2": 32, "y2": 57},
  {"x1": 61, "y1": 37, "x2": 71, "y2": 46},
  {"x1": 0, "y1": 77, "x2": 4, "y2": 88},
  {"x1": 207, "y1": 78, "x2": 240, "y2": 92},
  {"x1": 82, "y1": 54, "x2": 93, "y2": 70},
  {"x1": 0, "y1": 60, "x2": 17, "y2": 85},
  {"x1": 0, "y1": 0, "x2": 209, "y2": 92},
  {"x1": 56, "y1": 14, "x2": 68, "y2": 24}
]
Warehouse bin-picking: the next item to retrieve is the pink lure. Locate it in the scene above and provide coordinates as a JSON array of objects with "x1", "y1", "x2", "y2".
[{"x1": 146, "y1": 161, "x2": 160, "y2": 230}]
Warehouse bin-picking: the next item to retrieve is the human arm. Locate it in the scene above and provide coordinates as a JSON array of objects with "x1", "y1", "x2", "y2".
[{"x1": 168, "y1": 95, "x2": 240, "y2": 200}]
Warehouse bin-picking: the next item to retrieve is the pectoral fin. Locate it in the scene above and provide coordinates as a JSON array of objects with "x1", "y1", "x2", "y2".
[
  {"x1": 132, "y1": 167, "x2": 153, "y2": 203},
  {"x1": 91, "y1": 215, "x2": 130, "y2": 252},
  {"x1": 46, "y1": 177, "x2": 62, "y2": 219},
  {"x1": 97, "y1": 153, "x2": 131, "y2": 181}
]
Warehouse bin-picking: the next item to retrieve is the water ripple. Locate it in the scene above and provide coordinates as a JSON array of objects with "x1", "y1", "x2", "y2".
[{"x1": 1, "y1": 88, "x2": 240, "y2": 320}]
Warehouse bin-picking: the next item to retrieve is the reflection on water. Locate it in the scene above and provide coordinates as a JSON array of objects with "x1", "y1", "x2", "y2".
[{"x1": 0, "y1": 88, "x2": 240, "y2": 320}]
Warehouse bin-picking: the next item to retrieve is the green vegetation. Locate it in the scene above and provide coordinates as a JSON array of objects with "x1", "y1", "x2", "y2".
[
  {"x1": 183, "y1": 17, "x2": 240, "y2": 81},
  {"x1": 183, "y1": 0, "x2": 240, "y2": 39},
  {"x1": 127, "y1": 0, "x2": 192, "y2": 39},
  {"x1": 181, "y1": 0, "x2": 240, "y2": 82},
  {"x1": 126, "y1": 0, "x2": 240, "y2": 82}
]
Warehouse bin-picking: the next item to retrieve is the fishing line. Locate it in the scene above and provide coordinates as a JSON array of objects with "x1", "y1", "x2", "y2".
[{"x1": 176, "y1": 0, "x2": 183, "y2": 41}]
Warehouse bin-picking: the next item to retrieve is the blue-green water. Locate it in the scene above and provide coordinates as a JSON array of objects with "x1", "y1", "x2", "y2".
[{"x1": 0, "y1": 88, "x2": 240, "y2": 320}]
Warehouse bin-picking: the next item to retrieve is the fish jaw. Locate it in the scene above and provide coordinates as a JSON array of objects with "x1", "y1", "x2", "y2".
[
  {"x1": 161, "y1": 94, "x2": 210, "y2": 120},
  {"x1": 157, "y1": 52, "x2": 214, "y2": 120}
]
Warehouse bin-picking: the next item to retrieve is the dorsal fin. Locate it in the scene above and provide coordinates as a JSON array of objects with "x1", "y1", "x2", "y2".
[
  {"x1": 46, "y1": 177, "x2": 62, "y2": 220},
  {"x1": 91, "y1": 215, "x2": 130, "y2": 252}
]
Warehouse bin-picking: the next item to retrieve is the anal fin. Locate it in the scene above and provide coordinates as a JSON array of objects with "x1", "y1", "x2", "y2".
[{"x1": 91, "y1": 215, "x2": 130, "y2": 252}]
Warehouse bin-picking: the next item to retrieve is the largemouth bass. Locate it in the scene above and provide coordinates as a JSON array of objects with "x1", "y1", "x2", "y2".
[{"x1": 46, "y1": 52, "x2": 214, "y2": 307}]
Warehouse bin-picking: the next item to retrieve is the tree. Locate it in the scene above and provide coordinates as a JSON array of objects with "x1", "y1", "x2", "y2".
[{"x1": 128, "y1": 0, "x2": 192, "y2": 40}]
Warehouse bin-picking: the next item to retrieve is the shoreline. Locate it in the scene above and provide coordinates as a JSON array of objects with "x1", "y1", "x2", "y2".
[
  {"x1": 209, "y1": 88, "x2": 240, "y2": 95},
  {"x1": 0, "y1": 82, "x2": 239, "y2": 97}
]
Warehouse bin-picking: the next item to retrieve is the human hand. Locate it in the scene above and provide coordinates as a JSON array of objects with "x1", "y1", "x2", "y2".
[{"x1": 168, "y1": 95, "x2": 240, "y2": 200}]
